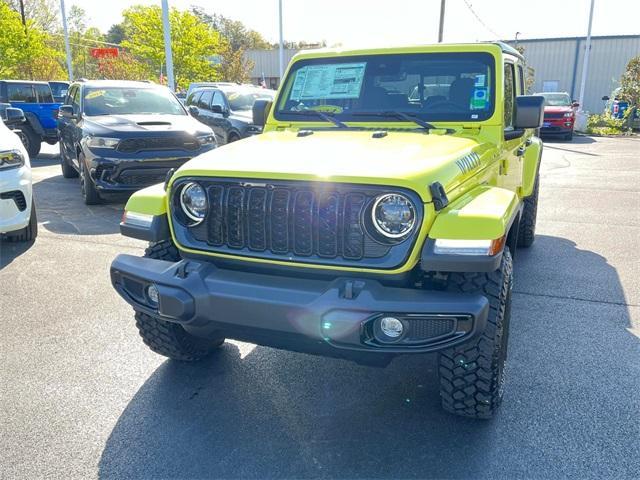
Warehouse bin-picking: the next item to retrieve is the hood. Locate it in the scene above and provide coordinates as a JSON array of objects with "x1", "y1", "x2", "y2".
[
  {"x1": 230, "y1": 109, "x2": 253, "y2": 121},
  {"x1": 176, "y1": 130, "x2": 486, "y2": 202},
  {"x1": 84, "y1": 114, "x2": 211, "y2": 136}
]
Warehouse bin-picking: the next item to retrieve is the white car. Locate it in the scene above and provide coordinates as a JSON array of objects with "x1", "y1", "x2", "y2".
[{"x1": 0, "y1": 107, "x2": 37, "y2": 242}]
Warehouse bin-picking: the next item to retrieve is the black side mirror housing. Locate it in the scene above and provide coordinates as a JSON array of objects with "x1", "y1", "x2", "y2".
[
  {"x1": 59, "y1": 105, "x2": 75, "y2": 119},
  {"x1": 572, "y1": 101, "x2": 580, "y2": 108},
  {"x1": 211, "y1": 104, "x2": 224, "y2": 114},
  {"x1": 4, "y1": 107, "x2": 25, "y2": 125},
  {"x1": 514, "y1": 95, "x2": 544, "y2": 129},
  {"x1": 252, "y1": 99, "x2": 273, "y2": 127},
  {"x1": 601, "y1": 96, "x2": 610, "y2": 101},
  {"x1": 188, "y1": 105, "x2": 200, "y2": 116}
]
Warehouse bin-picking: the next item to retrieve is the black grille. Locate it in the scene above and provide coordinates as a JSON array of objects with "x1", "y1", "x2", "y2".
[
  {"x1": 172, "y1": 179, "x2": 422, "y2": 267},
  {"x1": 117, "y1": 136, "x2": 199, "y2": 153},
  {"x1": 544, "y1": 112, "x2": 565, "y2": 119},
  {"x1": 117, "y1": 169, "x2": 171, "y2": 187},
  {"x1": 406, "y1": 317, "x2": 455, "y2": 341},
  {"x1": 0, "y1": 190, "x2": 27, "y2": 211}
]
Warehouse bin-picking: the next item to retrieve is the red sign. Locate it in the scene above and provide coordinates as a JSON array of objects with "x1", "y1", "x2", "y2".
[{"x1": 90, "y1": 48, "x2": 119, "y2": 59}]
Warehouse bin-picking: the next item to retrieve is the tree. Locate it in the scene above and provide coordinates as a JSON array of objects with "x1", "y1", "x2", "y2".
[
  {"x1": 97, "y1": 52, "x2": 150, "y2": 81},
  {"x1": 190, "y1": 7, "x2": 270, "y2": 51},
  {"x1": 106, "y1": 23, "x2": 125, "y2": 45},
  {"x1": 4, "y1": 0, "x2": 60, "y2": 32},
  {"x1": 515, "y1": 45, "x2": 535, "y2": 94},
  {"x1": 618, "y1": 55, "x2": 640, "y2": 127},
  {"x1": 121, "y1": 5, "x2": 223, "y2": 89},
  {"x1": 0, "y1": 2, "x2": 64, "y2": 79}
]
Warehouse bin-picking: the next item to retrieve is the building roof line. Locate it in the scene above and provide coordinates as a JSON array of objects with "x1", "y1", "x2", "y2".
[{"x1": 505, "y1": 34, "x2": 640, "y2": 43}]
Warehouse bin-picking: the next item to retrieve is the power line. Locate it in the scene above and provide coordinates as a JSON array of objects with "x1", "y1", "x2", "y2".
[
  {"x1": 462, "y1": 0, "x2": 502, "y2": 40},
  {"x1": 50, "y1": 32, "x2": 122, "y2": 47}
]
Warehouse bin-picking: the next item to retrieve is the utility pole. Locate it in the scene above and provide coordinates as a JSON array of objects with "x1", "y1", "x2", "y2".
[
  {"x1": 161, "y1": 0, "x2": 175, "y2": 91},
  {"x1": 60, "y1": 0, "x2": 74, "y2": 81},
  {"x1": 18, "y1": 0, "x2": 27, "y2": 32},
  {"x1": 578, "y1": 0, "x2": 595, "y2": 110},
  {"x1": 278, "y1": 0, "x2": 284, "y2": 83},
  {"x1": 438, "y1": 0, "x2": 446, "y2": 42}
]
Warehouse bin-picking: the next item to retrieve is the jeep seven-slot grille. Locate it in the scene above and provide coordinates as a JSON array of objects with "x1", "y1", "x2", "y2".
[
  {"x1": 203, "y1": 184, "x2": 366, "y2": 260},
  {"x1": 172, "y1": 180, "x2": 423, "y2": 269}
]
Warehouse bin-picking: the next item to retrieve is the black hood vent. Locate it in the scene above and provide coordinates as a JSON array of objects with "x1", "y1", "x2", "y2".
[{"x1": 136, "y1": 121, "x2": 172, "y2": 126}]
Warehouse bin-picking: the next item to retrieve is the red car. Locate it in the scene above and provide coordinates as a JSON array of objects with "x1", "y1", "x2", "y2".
[{"x1": 538, "y1": 92, "x2": 579, "y2": 140}]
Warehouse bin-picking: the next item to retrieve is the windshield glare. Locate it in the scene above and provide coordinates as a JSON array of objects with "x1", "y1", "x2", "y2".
[
  {"x1": 275, "y1": 52, "x2": 495, "y2": 122},
  {"x1": 83, "y1": 87, "x2": 185, "y2": 116},
  {"x1": 542, "y1": 93, "x2": 572, "y2": 106},
  {"x1": 226, "y1": 89, "x2": 275, "y2": 111}
]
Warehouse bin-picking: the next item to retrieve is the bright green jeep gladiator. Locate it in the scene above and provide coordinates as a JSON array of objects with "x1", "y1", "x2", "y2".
[{"x1": 110, "y1": 42, "x2": 544, "y2": 419}]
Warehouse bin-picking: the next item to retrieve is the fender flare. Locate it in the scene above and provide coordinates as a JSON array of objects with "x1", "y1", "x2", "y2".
[
  {"x1": 23, "y1": 112, "x2": 44, "y2": 135},
  {"x1": 421, "y1": 186, "x2": 522, "y2": 272},
  {"x1": 522, "y1": 136, "x2": 543, "y2": 198}
]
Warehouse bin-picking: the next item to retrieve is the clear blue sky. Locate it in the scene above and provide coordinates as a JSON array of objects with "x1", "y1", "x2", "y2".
[{"x1": 67, "y1": 0, "x2": 640, "y2": 45}]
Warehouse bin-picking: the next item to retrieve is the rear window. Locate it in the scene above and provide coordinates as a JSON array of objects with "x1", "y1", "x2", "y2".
[{"x1": 7, "y1": 84, "x2": 36, "y2": 103}]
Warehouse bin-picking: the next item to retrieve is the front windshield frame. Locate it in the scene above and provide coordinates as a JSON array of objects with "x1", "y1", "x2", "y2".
[
  {"x1": 82, "y1": 86, "x2": 187, "y2": 117},
  {"x1": 274, "y1": 52, "x2": 496, "y2": 124},
  {"x1": 541, "y1": 93, "x2": 572, "y2": 107}
]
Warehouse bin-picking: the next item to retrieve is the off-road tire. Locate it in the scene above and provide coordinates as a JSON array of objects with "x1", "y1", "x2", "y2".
[
  {"x1": 438, "y1": 248, "x2": 513, "y2": 419},
  {"x1": 517, "y1": 174, "x2": 539, "y2": 248},
  {"x1": 6, "y1": 200, "x2": 38, "y2": 242},
  {"x1": 60, "y1": 143, "x2": 79, "y2": 178},
  {"x1": 17, "y1": 125, "x2": 41, "y2": 158},
  {"x1": 79, "y1": 153, "x2": 101, "y2": 205},
  {"x1": 565, "y1": 131, "x2": 573, "y2": 141},
  {"x1": 134, "y1": 240, "x2": 224, "y2": 361}
]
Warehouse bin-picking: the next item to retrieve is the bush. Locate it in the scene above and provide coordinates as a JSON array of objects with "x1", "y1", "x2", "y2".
[{"x1": 586, "y1": 111, "x2": 632, "y2": 136}]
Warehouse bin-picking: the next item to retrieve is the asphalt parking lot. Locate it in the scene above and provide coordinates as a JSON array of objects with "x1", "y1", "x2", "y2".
[{"x1": 1, "y1": 136, "x2": 639, "y2": 479}]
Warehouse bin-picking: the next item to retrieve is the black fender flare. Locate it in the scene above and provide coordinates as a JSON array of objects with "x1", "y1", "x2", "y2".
[{"x1": 23, "y1": 112, "x2": 44, "y2": 135}]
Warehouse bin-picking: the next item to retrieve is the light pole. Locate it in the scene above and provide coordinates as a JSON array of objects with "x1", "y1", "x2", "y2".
[
  {"x1": 161, "y1": 0, "x2": 175, "y2": 91},
  {"x1": 576, "y1": 0, "x2": 595, "y2": 131},
  {"x1": 278, "y1": 0, "x2": 284, "y2": 83},
  {"x1": 438, "y1": 0, "x2": 446, "y2": 42},
  {"x1": 60, "y1": 0, "x2": 73, "y2": 81}
]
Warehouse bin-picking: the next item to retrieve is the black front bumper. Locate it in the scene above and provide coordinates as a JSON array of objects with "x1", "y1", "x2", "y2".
[{"x1": 110, "y1": 255, "x2": 490, "y2": 361}]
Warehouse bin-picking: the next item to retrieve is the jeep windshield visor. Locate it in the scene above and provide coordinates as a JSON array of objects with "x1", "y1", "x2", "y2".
[
  {"x1": 83, "y1": 87, "x2": 186, "y2": 116},
  {"x1": 275, "y1": 52, "x2": 495, "y2": 123}
]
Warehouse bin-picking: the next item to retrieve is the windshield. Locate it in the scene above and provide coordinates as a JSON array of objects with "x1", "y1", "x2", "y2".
[
  {"x1": 83, "y1": 87, "x2": 185, "y2": 116},
  {"x1": 541, "y1": 93, "x2": 572, "y2": 106},
  {"x1": 275, "y1": 52, "x2": 495, "y2": 123},
  {"x1": 226, "y1": 89, "x2": 275, "y2": 111}
]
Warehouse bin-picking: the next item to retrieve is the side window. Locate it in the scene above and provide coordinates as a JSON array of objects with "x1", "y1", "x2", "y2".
[
  {"x1": 503, "y1": 63, "x2": 516, "y2": 128},
  {"x1": 198, "y1": 90, "x2": 213, "y2": 109},
  {"x1": 7, "y1": 83, "x2": 36, "y2": 103},
  {"x1": 212, "y1": 91, "x2": 226, "y2": 111},
  {"x1": 517, "y1": 65, "x2": 525, "y2": 95},
  {"x1": 34, "y1": 84, "x2": 54, "y2": 103},
  {"x1": 70, "y1": 87, "x2": 81, "y2": 114},
  {"x1": 187, "y1": 91, "x2": 201, "y2": 106}
]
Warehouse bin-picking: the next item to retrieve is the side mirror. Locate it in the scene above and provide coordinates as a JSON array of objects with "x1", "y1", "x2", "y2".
[
  {"x1": 601, "y1": 96, "x2": 610, "y2": 101},
  {"x1": 514, "y1": 95, "x2": 545, "y2": 129},
  {"x1": 252, "y1": 99, "x2": 273, "y2": 127},
  {"x1": 188, "y1": 105, "x2": 200, "y2": 117},
  {"x1": 572, "y1": 102, "x2": 580, "y2": 108},
  {"x1": 59, "y1": 105, "x2": 75, "y2": 119},
  {"x1": 211, "y1": 104, "x2": 225, "y2": 115},
  {"x1": 4, "y1": 107, "x2": 25, "y2": 125}
]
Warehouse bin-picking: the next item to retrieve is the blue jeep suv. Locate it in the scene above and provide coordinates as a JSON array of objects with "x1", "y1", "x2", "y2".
[{"x1": 0, "y1": 80, "x2": 60, "y2": 157}]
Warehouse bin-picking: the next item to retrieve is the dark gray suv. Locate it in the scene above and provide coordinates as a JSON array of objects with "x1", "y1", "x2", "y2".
[{"x1": 186, "y1": 86, "x2": 275, "y2": 145}]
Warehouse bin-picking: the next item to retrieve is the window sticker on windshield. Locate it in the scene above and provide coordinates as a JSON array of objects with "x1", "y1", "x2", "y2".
[
  {"x1": 471, "y1": 88, "x2": 488, "y2": 110},
  {"x1": 85, "y1": 90, "x2": 106, "y2": 99},
  {"x1": 474, "y1": 74, "x2": 486, "y2": 87},
  {"x1": 290, "y1": 62, "x2": 366, "y2": 101}
]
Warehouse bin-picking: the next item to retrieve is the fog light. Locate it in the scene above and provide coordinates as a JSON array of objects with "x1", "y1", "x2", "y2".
[
  {"x1": 380, "y1": 316, "x2": 404, "y2": 338},
  {"x1": 146, "y1": 284, "x2": 159, "y2": 306}
]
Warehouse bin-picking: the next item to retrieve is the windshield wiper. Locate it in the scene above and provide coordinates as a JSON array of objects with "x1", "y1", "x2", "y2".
[
  {"x1": 351, "y1": 111, "x2": 440, "y2": 131},
  {"x1": 280, "y1": 109, "x2": 348, "y2": 129}
]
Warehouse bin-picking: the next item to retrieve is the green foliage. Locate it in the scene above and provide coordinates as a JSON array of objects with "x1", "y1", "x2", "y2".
[
  {"x1": 586, "y1": 111, "x2": 630, "y2": 136},
  {"x1": 4, "y1": 0, "x2": 60, "y2": 32},
  {"x1": 121, "y1": 5, "x2": 223, "y2": 88},
  {"x1": 0, "y1": 2, "x2": 64, "y2": 79},
  {"x1": 618, "y1": 56, "x2": 640, "y2": 106},
  {"x1": 190, "y1": 7, "x2": 270, "y2": 51},
  {"x1": 514, "y1": 45, "x2": 536, "y2": 94}
]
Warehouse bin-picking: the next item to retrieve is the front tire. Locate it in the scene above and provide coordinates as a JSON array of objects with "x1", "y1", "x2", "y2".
[
  {"x1": 60, "y1": 143, "x2": 79, "y2": 178},
  {"x1": 438, "y1": 248, "x2": 513, "y2": 419},
  {"x1": 134, "y1": 240, "x2": 224, "y2": 361},
  {"x1": 16, "y1": 126, "x2": 41, "y2": 159},
  {"x1": 517, "y1": 174, "x2": 539, "y2": 248},
  {"x1": 79, "y1": 153, "x2": 101, "y2": 205},
  {"x1": 6, "y1": 200, "x2": 38, "y2": 242}
]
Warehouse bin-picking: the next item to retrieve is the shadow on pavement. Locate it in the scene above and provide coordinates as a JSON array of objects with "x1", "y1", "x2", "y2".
[
  {"x1": 98, "y1": 235, "x2": 637, "y2": 479},
  {"x1": 32, "y1": 174, "x2": 125, "y2": 236},
  {"x1": 0, "y1": 238, "x2": 35, "y2": 270}
]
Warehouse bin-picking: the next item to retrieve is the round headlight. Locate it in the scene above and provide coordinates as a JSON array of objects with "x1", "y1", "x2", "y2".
[
  {"x1": 371, "y1": 193, "x2": 416, "y2": 238},
  {"x1": 179, "y1": 182, "x2": 207, "y2": 223}
]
